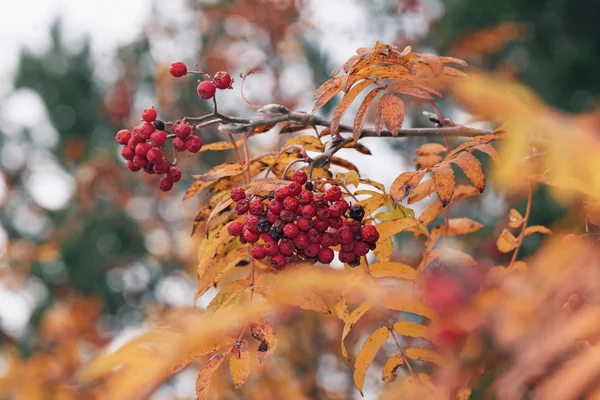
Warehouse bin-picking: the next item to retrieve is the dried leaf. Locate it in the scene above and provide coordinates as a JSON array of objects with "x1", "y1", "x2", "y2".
[
  {"x1": 369, "y1": 262, "x2": 418, "y2": 281},
  {"x1": 196, "y1": 354, "x2": 225, "y2": 400},
  {"x1": 497, "y1": 229, "x2": 518, "y2": 253},
  {"x1": 525, "y1": 225, "x2": 552, "y2": 235},
  {"x1": 199, "y1": 141, "x2": 236, "y2": 153},
  {"x1": 312, "y1": 76, "x2": 343, "y2": 113},
  {"x1": 353, "y1": 88, "x2": 384, "y2": 142},
  {"x1": 357, "y1": 194, "x2": 389, "y2": 217},
  {"x1": 229, "y1": 340, "x2": 251, "y2": 390},
  {"x1": 393, "y1": 321, "x2": 432, "y2": 342},
  {"x1": 283, "y1": 135, "x2": 324, "y2": 152},
  {"x1": 380, "y1": 94, "x2": 405, "y2": 135},
  {"x1": 431, "y1": 163, "x2": 456, "y2": 206},
  {"x1": 408, "y1": 179, "x2": 436, "y2": 204},
  {"x1": 416, "y1": 143, "x2": 447, "y2": 156},
  {"x1": 374, "y1": 238, "x2": 393, "y2": 262},
  {"x1": 376, "y1": 219, "x2": 420, "y2": 242},
  {"x1": 415, "y1": 155, "x2": 443, "y2": 169},
  {"x1": 250, "y1": 318, "x2": 278, "y2": 364},
  {"x1": 471, "y1": 143, "x2": 499, "y2": 162},
  {"x1": 404, "y1": 348, "x2": 445, "y2": 366},
  {"x1": 390, "y1": 169, "x2": 428, "y2": 204},
  {"x1": 508, "y1": 208, "x2": 524, "y2": 228},
  {"x1": 382, "y1": 354, "x2": 404, "y2": 383},
  {"x1": 207, "y1": 280, "x2": 250, "y2": 313},
  {"x1": 421, "y1": 53, "x2": 444, "y2": 76},
  {"x1": 354, "y1": 326, "x2": 389, "y2": 395},
  {"x1": 196, "y1": 247, "x2": 249, "y2": 299},
  {"x1": 341, "y1": 300, "x2": 374, "y2": 360},
  {"x1": 333, "y1": 296, "x2": 350, "y2": 322},
  {"x1": 330, "y1": 80, "x2": 373, "y2": 136},
  {"x1": 451, "y1": 151, "x2": 486, "y2": 192},
  {"x1": 184, "y1": 163, "x2": 246, "y2": 200},
  {"x1": 447, "y1": 218, "x2": 484, "y2": 236},
  {"x1": 335, "y1": 170, "x2": 360, "y2": 187}
]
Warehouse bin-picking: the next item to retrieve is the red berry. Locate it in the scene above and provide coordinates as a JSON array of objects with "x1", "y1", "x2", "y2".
[
  {"x1": 249, "y1": 198, "x2": 264, "y2": 216},
  {"x1": 263, "y1": 241, "x2": 279, "y2": 257},
  {"x1": 169, "y1": 61, "x2": 187, "y2": 77},
  {"x1": 235, "y1": 199, "x2": 249, "y2": 214},
  {"x1": 142, "y1": 107, "x2": 157, "y2": 122},
  {"x1": 245, "y1": 215, "x2": 260, "y2": 233},
  {"x1": 283, "y1": 196, "x2": 299, "y2": 211},
  {"x1": 133, "y1": 155, "x2": 148, "y2": 168},
  {"x1": 274, "y1": 186, "x2": 290, "y2": 201},
  {"x1": 144, "y1": 163, "x2": 155, "y2": 175},
  {"x1": 167, "y1": 166, "x2": 182, "y2": 183},
  {"x1": 150, "y1": 130, "x2": 167, "y2": 147},
  {"x1": 328, "y1": 207, "x2": 340, "y2": 218},
  {"x1": 297, "y1": 217, "x2": 314, "y2": 232},
  {"x1": 567, "y1": 293, "x2": 584, "y2": 310},
  {"x1": 126, "y1": 160, "x2": 141, "y2": 172},
  {"x1": 153, "y1": 158, "x2": 170, "y2": 174},
  {"x1": 197, "y1": 81, "x2": 216, "y2": 99},
  {"x1": 313, "y1": 193, "x2": 326, "y2": 207},
  {"x1": 316, "y1": 207, "x2": 330, "y2": 220},
  {"x1": 329, "y1": 217, "x2": 343, "y2": 229},
  {"x1": 283, "y1": 223, "x2": 300, "y2": 238},
  {"x1": 121, "y1": 146, "x2": 135, "y2": 160},
  {"x1": 271, "y1": 254, "x2": 286, "y2": 270},
  {"x1": 354, "y1": 241, "x2": 370, "y2": 257},
  {"x1": 279, "y1": 239, "x2": 295, "y2": 256},
  {"x1": 318, "y1": 247, "x2": 335, "y2": 264},
  {"x1": 146, "y1": 147, "x2": 163, "y2": 164},
  {"x1": 185, "y1": 136, "x2": 203, "y2": 153},
  {"x1": 314, "y1": 219, "x2": 329, "y2": 232},
  {"x1": 250, "y1": 244, "x2": 266, "y2": 260},
  {"x1": 128, "y1": 133, "x2": 144, "y2": 149},
  {"x1": 321, "y1": 232, "x2": 334, "y2": 248},
  {"x1": 135, "y1": 142, "x2": 152, "y2": 157},
  {"x1": 243, "y1": 228, "x2": 260, "y2": 243},
  {"x1": 334, "y1": 200, "x2": 350, "y2": 213},
  {"x1": 227, "y1": 221, "x2": 244, "y2": 236},
  {"x1": 292, "y1": 170, "x2": 307, "y2": 185},
  {"x1": 266, "y1": 212, "x2": 278, "y2": 223},
  {"x1": 293, "y1": 233, "x2": 309, "y2": 250},
  {"x1": 268, "y1": 199, "x2": 284, "y2": 215},
  {"x1": 159, "y1": 178, "x2": 173, "y2": 192},
  {"x1": 279, "y1": 209, "x2": 295, "y2": 222},
  {"x1": 174, "y1": 123, "x2": 192, "y2": 139},
  {"x1": 423, "y1": 274, "x2": 465, "y2": 314},
  {"x1": 300, "y1": 204, "x2": 317, "y2": 219},
  {"x1": 299, "y1": 190, "x2": 313, "y2": 205},
  {"x1": 139, "y1": 122, "x2": 156, "y2": 140},
  {"x1": 304, "y1": 243, "x2": 320, "y2": 258},
  {"x1": 326, "y1": 186, "x2": 342, "y2": 202},
  {"x1": 116, "y1": 129, "x2": 132, "y2": 145},
  {"x1": 172, "y1": 137, "x2": 186, "y2": 152},
  {"x1": 361, "y1": 225, "x2": 380, "y2": 243},
  {"x1": 308, "y1": 228, "x2": 321, "y2": 244},
  {"x1": 347, "y1": 220, "x2": 362, "y2": 233},
  {"x1": 340, "y1": 242, "x2": 355, "y2": 252},
  {"x1": 230, "y1": 187, "x2": 246, "y2": 202},
  {"x1": 287, "y1": 182, "x2": 301, "y2": 196},
  {"x1": 212, "y1": 71, "x2": 232, "y2": 89},
  {"x1": 339, "y1": 251, "x2": 355, "y2": 264},
  {"x1": 337, "y1": 227, "x2": 354, "y2": 244},
  {"x1": 262, "y1": 233, "x2": 276, "y2": 242}
]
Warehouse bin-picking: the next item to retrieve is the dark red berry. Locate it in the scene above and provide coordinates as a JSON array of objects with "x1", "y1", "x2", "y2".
[
  {"x1": 337, "y1": 227, "x2": 354, "y2": 244},
  {"x1": 316, "y1": 207, "x2": 330, "y2": 220},
  {"x1": 243, "y1": 228, "x2": 260, "y2": 243},
  {"x1": 262, "y1": 233, "x2": 276, "y2": 242},
  {"x1": 228, "y1": 221, "x2": 244, "y2": 236},
  {"x1": 197, "y1": 81, "x2": 216, "y2": 99},
  {"x1": 146, "y1": 147, "x2": 163, "y2": 164},
  {"x1": 283, "y1": 223, "x2": 300, "y2": 238},
  {"x1": 300, "y1": 204, "x2": 317, "y2": 219},
  {"x1": 153, "y1": 158, "x2": 170, "y2": 174},
  {"x1": 135, "y1": 142, "x2": 152, "y2": 157},
  {"x1": 266, "y1": 211, "x2": 278, "y2": 223},
  {"x1": 174, "y1": 123, "x2": 192, "y2": 139},
  {"x1": 354, "y1": 241, "x2": 371, "y2": 257},
  {"x1": 268, "y1": 199, "x2": 284, "y2": 215},
  {"x1": 169, "y1": 61, "x2": 187, "y2": 77},
  {"x1": 299, "y1": 190, "x2": 313, "y2": 205},
  {"x1": 279, "y1": 209, "x2": 295, "y2": 222},
  {"x1": 271, "y1": 254, "x2": 286, "y2": 270},
  {"x1": 153, "y1": 120, "x2": 165, "y2": 131},
  {"x1": 292, "y1": 170, "x2": 307, "y2": 185},
  {"x1": 121, "y1": 146, "x2": 135, "y2": 160},
  {"x1": 139, "y1": 122, "x2": 156, "y2": 139},
  {"x1": 321, "y1": 232, "x2": 334, "y2": 248},
  {"x1": 185, "y1": 136, "x2": 203, "y2": 153},
  {"x1": 318, "y1": 247, "x2": 335, "y2": 264},
  {"x1": 150, "y1": 130, "x2": 167, "y2": 147},
  {"x1": 293, "y1": 233, "x2": 309, "y2": 250},
  {"x1": 249, "y1": 198, "x2": 265, "y2": 216},
  {"x1": 353, "y1": 232, "x2": 363, "y2": 242},
  {"x1": 116, "y1": 129, "x2": 131, "y2": 145},
  {"x1": 279, "y1": 239, "x2": 295, "y2": 256},
  {"x1": 274, "y1": 186, "x2": 290, "y2": 201},
  {"x1": 230, "y1": 187, "x2": 246, "y2": 202},
  {"x1": 314, "y1": 219, "x2": 329, "y2": 232},
  {"x1": 235, "y1": 199, "x2": 249, "y2": 214},
  {"x1": 340, "y1": 242, "x2": 355, "y2": 252},
  {"x1": 349, "y1": 204, "x2": 365, "y2": 221},
  {"x1": 304, "y1": 243, "x2": 320, "y2": 258},
  {"x1": 328, "y1": 207, "x2": 340, "y2": 218},
  {"x1": 283, "y1": 196, "x2": 299, "y2": 211},
  {"x1": 250, "y1": 244, "x2": 266, "y2": 260},
  {"x1": 287, "y1": 182, "x2": 301, "y2": 196},
  {"x1": 159, "y1": 178, "x2": 173, "y2": 192},
  {"x1": 167, "y1": 166, "x2": 182, "y2": 183},
  {"x1": 326, "y1": 186, "x2": 342, "y2": 202},
  {"x1": 313, "y1": 193, "x2": 326, "y2": 207},
  {"x1": 212, "y1": 71, "x2": 232, "y2": 89},
  {"x1": 334, "y1": 200, "x2": 350, "y2": 213},
  {"x1": 128, "y1": 133, "x2": 144, "y2": 149},
  {"x1": 263, "y1": 241, "x2": 279, "y2": 257},
  {"x1": 127, "y1": 160, "x2": 141, "y2": 172},
  {"x1": 173, "y1": 137, "x2": 186, "y2": 151},
  {"x1": 329, "y1": 217, "x2": 343, "y2": 229},
  {"x1": 339, "y1": 251, "x2": 355, "y2": 264},
  {"x1": 349, "y1": 257, "x2": 361, "y2": 267},
  {"x1": 142, "y1": 107, "x2": 157, "y2": 122},
  {"x1": 133, "y1": 155, "x2": 148, "y2": 168},
  {"x1": 297, "y1": 217, "x2": 314, "y2": 232},
  {"x1": 361, "y1": 225, "x2": 380, "y2": 243},
  {"x1": 347, "y1": 220, "x2": 362, "y2": 233},
  {"x1": 308, "y1": 228, "x2": 321, "y2": 244},
  {"x1": 144, "y1": 163, "x2": 155, "y2": 175}
]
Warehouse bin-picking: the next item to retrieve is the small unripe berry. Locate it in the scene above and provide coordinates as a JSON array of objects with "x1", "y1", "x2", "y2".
[
  {"x1": 133, "y1": 155, "x2": 148, "y2": 168},
  {"x1": 337, "y1": 226, "x2": 354, "y2": 244},
  {"x1": 185, "y1": 136, "x2": 203, "y2": 153},
  {"x1": 243, "y1": 228, "x2": 261, "y2": 243},
  {"x1": 150, "y1": 130, "x2": 167, "y2": 147},
  {"x1": 354, "y1": 241, "x2": 370, "y2": 257},
  {"x1": 349, "y1": 204, "x2": 365, "y2": 221},
  {"x1": 230, "y1": 187, "x2": 246, "y2": 202},
  {"x1": 174, "y1": 123, "x2": 192, "y2": 139},
  {"x1": 227, "y1": 221, "x2": 244, "y2": 236},
  {"x1": 361, "y1": 225, "x2": 379, "y2": 243},
  {"x1": 235, "y1": 199, "x2": 249, "y2": 214},
  {"x1": 300, "y1": 204, "x2": 317, "y2": 219},
  {"x1": 167, "y1": 166, "x2": 182, "y2": 183},
  {"x1": 318, "y1": 247, "x2": 335, "y2": 264},
  {"x1": 249, "y1": 198, "x2": 265, "y2": 216},
  {"x1": 292, "y1": 170, "x2": 307, "y2": 185},
  {"x1": 127, "y1": 160, "x2": 141, "y2": 172},
  {"x1": 121, "y1": 146, "x2": 135, "y2": 160},
  {"x1": 116, "y1": 129, "x2": 132, "y2": 145},
  {"x1": 159, "y1": 178, "x2": 173, "y2": 192},
  {"x1": 197, "y1": 81, "x2": 216, "y2": 99},
  {"x1": 146, "y1": 147, "x2": 164, "y2": 164},
  {"x1": 271, "y1": 254, "x2": 286, "y2": 270},
  {"x1": 304, "y1": 243, "x2": 321, "y2": 258},
  {"x1": 283, "y1": 223, "x2": 300, "y2": 238},
  {"x1": 263, "y1": 241, "x2": 279, "y2": 257},
  {"x1": 293, "y1": 233, "x2": 309, "y2": 250},
  {"x1": 212, "y1": 71, "x2": 232, "y2": 89},
  {"x1": 268, "y1": 199, "x2": 284, "y2": 215},
  {"x1": 283, "y1": 196, "x2": 299, "y2": 211},
  {"x1": 274, "y1": 186, "x2": 290, "y2": 201},
  {"x1": 297, "y1": 217, "x2": 314, "y2": 232},
  {"x1": 299, "y1": 190, "x2": 313, "y2": 205},
  {"x1": 153, "y1": 158, "x2": 170, "y2": 174},
  {"x1": 139, "y1": 122, "x2": 156, "y2": 140},
  {"x1": 250, "y1": 244, "x2": 266, "y2": 260},
  {"x1": 169, "y1": 62, "x2": 187, "y2": 77},
  {"x1": 142, "y1": 107, "x2": 157, "y2": 122},
  {"x1": 326, "y1": 186, "x2": 342, "y2": 202},
  {"x1": 279, "y1": 239, "x2": 295, "y2": 256}
]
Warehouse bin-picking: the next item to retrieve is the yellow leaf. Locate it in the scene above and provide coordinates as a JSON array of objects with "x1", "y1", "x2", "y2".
[
  {"x1": 382, "y1": 354, "x2": 404, "y2": 383},
  {"x1": 196, "y1": 247, "x2": 249, "y2": 299},
  {"x1": 207, "y1": 280, "x2": 250, "y2": 313},
  {"x1": 312, "y1": 76, "x2": 343, "y2": 113},
  {"x1": 414, "y1": 155, "x2": 443, "y2": 169},
  {"x1": 374, "y1": 238, "x2": 393, "y2": 262},
  {"x1": 184, "y1": 163, "x2": 246, "y2": 200},
  {"x1": 335, "y1": 170, "x2": 360, "y2": 187},
  {"x1": 331, "y1": 80, "x2": 373, "y2": 135},
  {"x1": 525, "y1": 225, "x2": 552, "y2": 235},
  {"x1": 333, "y1": 296, "x2": 349, "y2": 322},
  {"x1": 369, "y1": 262, "x2": 418, "y2": 281},
  {"x1": 416, "y1": 143, "x2": 447, "y2": 156},
  {"x1": 199, "y1": 140, "x2": 235, "y2": 153},
  {"x1": 357, "y1": 193, "x2": 389, "y2": 216},
  {"x1": 250, "y1": 318, "x2": 278, "y2": 364},
  {"x1": 382, "y1": 293, "x2": 437, "y2": 320},
  {"x1": 405, "y1": 348, "x2": 445, "y2": 366},
  {"x1": 229, "y1": 340, "x2": 251, "y2": 390},
  {"x1": 196, "y1": 354, "x2": 225, "y2": 400},
  {"x1": 341, "y1": 300, "x2": 374, "y2": 360},
  {"x1": 390, "y1": 169, "x2": 428, "y2": 204},
  {"x1": 508, "y1": 208, "x2": 524, "y2": 228},
  {"x1": 353, "y1": 88, "x2": 384, "y2": 141},
  {"x1": 197, "y1": 224, "x2": 238, "y2": 293},
  {"x1": 376, "y1": 219, "x2": 420, "y2": 242},
  {"x1": 408, "y1": 179, "x2": 436, "y2": 204},
  {"x1": 451, "y1": 151, "x2": 486, "y2": 192},
  {"x1": 353, "y1": 326, "x2": 389, "y2": 395},
  {"x1": 431, "y1": 163, "x2": 456, "y2": 206},
  {"x1": 380, "y1": 94, "x2": 405, "y2": 135},
  {"x1": 447, "y1": 218, "x2": 484, "y2": 235},
  {"x1": 283, "y1": 135, "x2": 324, "y2": 152},
  {"x1": 497, "y1": 229, "x2": 518, "y2": 253},
  {"x1": 392, "y1": 321, "x2": 432, "y2": 342}
]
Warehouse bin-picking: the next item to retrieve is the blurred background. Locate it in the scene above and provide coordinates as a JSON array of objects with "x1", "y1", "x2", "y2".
[{"x1": 0, "y1": 0, "x2": 597, "y2": 398}]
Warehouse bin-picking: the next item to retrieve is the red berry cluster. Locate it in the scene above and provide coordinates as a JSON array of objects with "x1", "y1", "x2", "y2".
[
  {"x1": 167, "y1": 61, "x2": 233, "y2": 100},
  {"x1": 226, "y1": 170, "x2": 380, "y2": 270}
]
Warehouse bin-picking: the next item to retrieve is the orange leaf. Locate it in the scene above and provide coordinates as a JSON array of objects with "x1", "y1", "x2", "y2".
[
  {"x1": 369, "y1": 262, "x2": 418, "y2": 281},
  {"x1": 312, "y1": 76, "x2": 343, "y2": 113},
  {"x1": 381, "y1": 293, "x2": 437, "y2": 320},
  {"x1": 497, "y1": 229, "x2": 518, "y2": 253},
  {"x1": 197, "y1": 247, "x2": 250, "y2": 299},
  {"x1": 196, "y1": 354, "x2": 225, "y2": 400},
  {"x1": 207, "y1": 280, "x2": 250, "y2": 313},
  {"x1": 330, "y1": 80, "x2": 373, "y2": 136},
  {"x1": 341, "y1": 300, "x2": 374, "y2": 360},
  {"x1": 524, "y1": 225, "x2": 552, "y2": 235},
  {"x1": 390, "y1": 169, "x2": 428, "y2": 204},
  {"x1": 376, "y1": 218, "x2": 421, "y2": 242},
  {"x1": 250, "y1": 318, "x2": 278, "y2": 364},
  {"x1": 353, "y1": 88, "x2": 384, "y2": 142},
  {"x1": 380, "y1": 94, "x2": 405, "y2": 135},
  {"x1": 416, "y1": 143, "x2": 447, "y2": 156},
  {"x1": 382, "y1": 354, "x2": 404, "y2": 383},
  {"x1": 229, "y1": 340, "x2": 251, "y2": 390},
  {"x1": 421, "y1": 53, "x2": 444, "y2": 76},
  {"x1": 354, "y1": 327, "x2": 389, "y2": 395},
  {"x1": 451, "y1": 151, "x2": 485, "y2": 192},
  {"x1": 184, "y1": 163, "x2": 246, "y2": 200},
  {"x1": 404, "y1": 348, "x2": 445, "y2": 366},
  {"x1": 414, "y1": 154, "x2": 443, "y2": 169},
  {"x1": 471, "y1": 143, "x2": 498, "y2": 162},
  {"x1": 431, "y1": 163, "x2": 456, "y2": 206},
  {"x1": 508, "y1": 208, "x2": 524, "y2": 228},
  {"x1": 283, "y1": 135, "x2": 324, "y2": 152},
  {"x1": 440, "y1": 56, "x2": 469, "y2": 67},
  {"x1": 197, "y1": 224, "x2": 238, "y2": 290},
  {"x1": 393, "y1": 321, "x2": 433, "y2": 342},
  {"x1": 408, "y1": 179, "x2": 436, "y2": 204},
  {"x1": 447, "y1": 218, "x2": 484, "y2": 235}
]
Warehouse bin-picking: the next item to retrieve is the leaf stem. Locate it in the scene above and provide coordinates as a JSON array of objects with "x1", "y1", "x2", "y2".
[{"x1": 508, "y1": 180, "x2": 534, "y2": 270}]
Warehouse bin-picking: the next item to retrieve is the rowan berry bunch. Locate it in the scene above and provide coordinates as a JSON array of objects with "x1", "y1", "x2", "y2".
[
  {"x1": 169, "y1": 61, "x2": 233, "y2": 100},
  {"x1": 226, "y1": 170, "x2": 380, "y2": 270}
]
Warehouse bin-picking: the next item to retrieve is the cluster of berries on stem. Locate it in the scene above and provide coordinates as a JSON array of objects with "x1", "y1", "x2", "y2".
[
  {"x1": 169, "y1": 61, "x2": 233, "y2": 100},
  {"x1": 227, "y1": 170, "x2": 380, "y2": 270}
]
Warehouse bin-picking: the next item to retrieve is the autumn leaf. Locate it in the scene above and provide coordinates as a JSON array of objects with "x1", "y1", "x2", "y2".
[
  {"x1": 335, "y1": 170, "x2": 360, "y2": 187},
  {"x1": 312, "y1": 76, "x2": 343, "y2": 113},
  {"x1": 508, "y1": 208, "x2": 524, "y2": 228},
  {"x1": 357, "y1": 194, "x2": 389, "y2": 217},
  {"x1": 408, "y1": 179, "x2": 436, "y2": 204},
  {"x1": 421, "y1": 53, "x2": 444, "y2": 76},
  {"x1": 369, "y1": 262, "x2": 418, "y2": 281},
  {"x1": 250, "y1": 318, "x2": 278, "y2": 364},
  {"x1": 416, "y1": 143, "x2": 447, "y2": 156},
  {"x1": 354, "y1": 326, "x2": 389, "y2": 395},
  {"x1": 382, "y1": 293, "x2": 437, "y2": 320},
  {"x1": 382, "y1": 354, "x2": 404, "y2": 383},
  {"x1": 196, "y1": 247, "x2": 249, "y2": 299},
  {"x1": 283, "y1": 135, "x2": 324, "y2": 152},
  {"x1": 525, "y1": 225, "x2": 552, "y2": 235},
  {"x1": 471, "y1": 143, "x2": 499, "y2": 162},
  {"x1": 451, "y1": 151, "x2": 485, "y2": 192},
  {"x1": 206, "y1": 280, "x2": 250, "y2": 313},
  {"x1": 380, "y1": 94, "x2": 405, "y2": 135},
  {"x1": 497, "y1": 229, "x2": 518, "y2": 253},
  {"x1": 196, "y1": 354, "x2": 225, "y2": 400},
  {"x1": 184, "y1": 163, "x2": 247, "y2": 200},
  {"x1": 197, "y1": 224, "x2": 238, "y2": 296},
  {"x1": 341, "y1": 300, "x2": 374, "y2": 360},
  {"x1": 404, "y1": 348, "x2": 445, "y2": 366},
  {"x1": 446, "y1": 218, "x2": 484, "y2": 236},
  {"x1": 431, "y1": 163, "x2": 455, "y2": 206},
  {"x1": 330, "y1": 80, "x2": 374, "y2": 136},
  {"x1": 229, "y1": 340, "x2": 251, "y2": 390},
  {"x1": 390, "y1": 169, "x2": 428, "y2": 204},
  {"x1": 376, "y1": 218, "x2": 421, "y2": 242},
  {"x1": 374, "y1": 238, "x2": 393, "y2": 262},
  {"x1": 199, "y1": 140, "x2": 238, "y2": 153},
  {"x1": 353, "y1": 88, "x2": 384, "y2": 142},
  {"x1": 393, "y1": 321, "x2": 433, "y2": 342}
]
